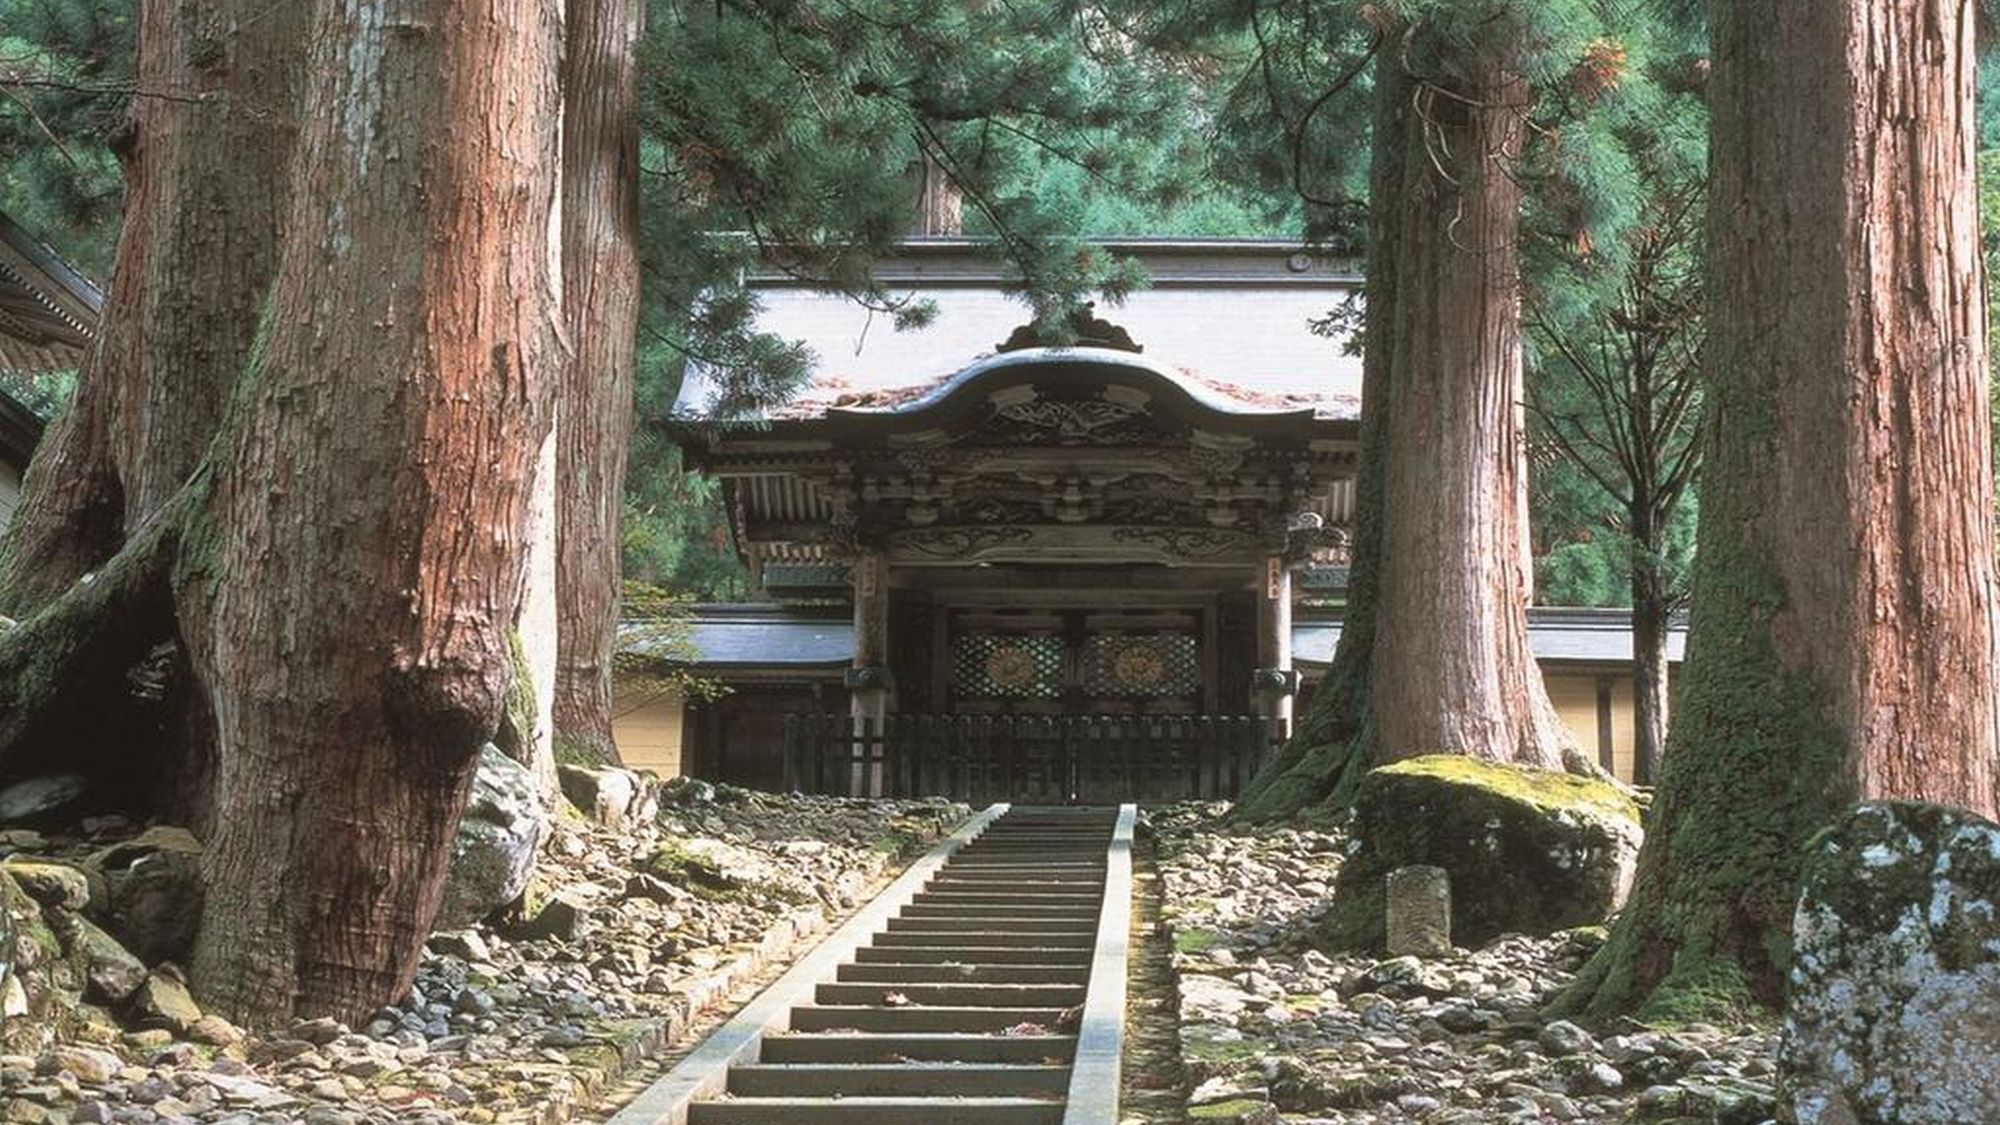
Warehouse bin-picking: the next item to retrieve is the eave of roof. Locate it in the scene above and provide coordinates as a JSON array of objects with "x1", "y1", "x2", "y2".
[{"x1": 0, "y1": 211, "x2": 103, "y2": 376}]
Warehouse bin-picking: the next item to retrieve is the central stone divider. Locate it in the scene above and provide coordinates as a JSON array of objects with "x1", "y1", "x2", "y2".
[{"x1": 601, "y1": 803, "x2": 1138, "y2": 1125}]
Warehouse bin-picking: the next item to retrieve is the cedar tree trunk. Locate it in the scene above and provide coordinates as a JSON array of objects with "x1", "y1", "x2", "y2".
[
  {"x1": 1562, "y1": 0, "x2": 1999, "y2": 1020},
  {"x1": 1240, "y1": 36, "x2": 1570, "y2": 819},
  {"x1": 0, "y1": 0, "x2": 303, "y2": 612},
  {"x1": 0, "y1": 0, "x2": 305, "y2": 824},
  {"x1": 552, "y1": 0, "x2": 644, "y2": 766},
  {"x1": 179, "y1": 0, "x2": 562, "y2": 1024},
  {"x1": 1368, "y1": 45, "x2": 1568, "y2": 769},
  {"x1": 1235, "y1": 56, "x2": 1407, "y2": 819}
]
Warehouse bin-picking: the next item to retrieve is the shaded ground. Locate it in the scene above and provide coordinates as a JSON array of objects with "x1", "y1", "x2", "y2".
[
  {"x1": 1150, "y1": 804, "x2": 1778, "y2": 1125},
  {"x1": 1121, "y1": 827, "x2": 1187, "y2": 1124},
  {"x1": 0, "y1": 788, "x2": 967, "y2": 1124}
]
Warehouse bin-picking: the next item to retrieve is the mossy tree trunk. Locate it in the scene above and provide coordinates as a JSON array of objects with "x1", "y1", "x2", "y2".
[
  {"x1": 0, "y1": 0, "x2": 307, "y2": 826},
  {"x1": 1562, "y1": 0, "x2": 1999, "y2": 1020},
  {"x1": 1240, "y1": 30, "x2": 1570, "y2": 819},
  {"x1": 552, "y1": 0, "x2": 644, "y2": 767},
  {"x1": 0, "y1": 0, "x2": 562, "y2": 1025}
]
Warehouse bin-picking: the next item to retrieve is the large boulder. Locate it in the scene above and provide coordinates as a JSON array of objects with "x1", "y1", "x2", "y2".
[
  {"x1": 557, "y1": 764, "x2": 640, "y2": 829},
  {"x1": 92, "y1": 827, "x2": 204, "y2": 966},
  {"x1": 1324, "y1": 755, "x2": 1642, "y2": 951},
  {"x1": 1780, "y1": 801, "x2": 2000, "y2": 1125},
  {"x1": 437, "y1": 745, "x2": 550, "y2": 930}
]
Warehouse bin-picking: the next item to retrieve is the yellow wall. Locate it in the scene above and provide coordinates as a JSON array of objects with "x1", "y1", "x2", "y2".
[
  {"x1": 614, "y1": 672, "x2": 1658, "y2": 788},
  {"x1": 612, "y1": 689, "x2": 684, "y2": 777},
  {"x1": 1544, "y1": 670, "x2": 1641, "y2": 784}
]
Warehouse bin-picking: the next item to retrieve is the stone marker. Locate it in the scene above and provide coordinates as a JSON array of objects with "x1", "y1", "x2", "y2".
[
  {"x1": 1780, "y1": 801, "x2": 2000, "y2": 1125},
  {"x1": 1384, "y1": 865, "x2": 1452, "y2": 957}
]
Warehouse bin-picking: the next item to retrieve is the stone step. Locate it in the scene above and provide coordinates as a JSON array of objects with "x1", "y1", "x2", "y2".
[
  {"x1": 914, "y1": 891, "x2": 1104, "y2": 907},
  {"x1": 853, "y1": 944, "x2": 1093, "y2": 965},
  {"x1": 928, "y1": 874, "x2": 1107, "y2": 887},
  {"x1": 727, "y1": 1063, "x2": 1070, "y2": 1098},
  {"x1": 814, "y1": 981, "x2": 1087, "y2": 1007},
  {"x1": 904, "y1": 897, "x2": 1102, "y2": 912},
  {"x1": 940, "y1": 848, "x2": 1104, "y2": 856},
  {"x1": 759, "y1": 1033, "x2": 1077, "y2": 1065},
  {"x1": 871, "y1": 930, "x2": 1095, "y2": 949},
  {"x1": 913, "y1": 889, "x2": 1105, "y2": 904},
  {"x1": 788, "y1": 1005, "x2": 1069, "y2": 1033},
  {"x1": 687, "y1": 1096, "x2": 1064, "y2": 1125},
  {"x1": 836, "y1": 963, "x2": 1090, "y2": 985},
  {"x1": 892, "y1": 912, "x2": 1104, "y2": 928}
]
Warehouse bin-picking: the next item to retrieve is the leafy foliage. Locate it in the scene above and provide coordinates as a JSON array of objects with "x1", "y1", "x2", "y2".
[{"x1": 0, "y1": 0, "x2": 128, "y2": 275}]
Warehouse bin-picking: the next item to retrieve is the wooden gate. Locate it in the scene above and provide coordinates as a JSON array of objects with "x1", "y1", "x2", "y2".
[{"x1": 781, "y1": 713, "x2": 1283, "y2": 803}]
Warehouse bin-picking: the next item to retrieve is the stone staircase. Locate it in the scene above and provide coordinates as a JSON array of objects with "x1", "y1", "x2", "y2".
[{"x1": 682, "y1": 807, "x2": 1124, "y2": 1125}]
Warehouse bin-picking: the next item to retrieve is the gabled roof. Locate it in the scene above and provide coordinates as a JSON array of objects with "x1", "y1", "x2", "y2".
[
  {"x1": 674, "y1": 239, "x2": 1364, "y2": 422},
  {"x1": 0, "y1": 211, "x2": 102, "y2": 376}
]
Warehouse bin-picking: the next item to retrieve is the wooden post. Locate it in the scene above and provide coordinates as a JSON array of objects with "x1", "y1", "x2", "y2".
[
  {"x1": 848, "y1": 547, "x2": 891, "y2": 795},
  {"x1": 1252, "y1": 554, "x2": 1297, "y2": 731}
]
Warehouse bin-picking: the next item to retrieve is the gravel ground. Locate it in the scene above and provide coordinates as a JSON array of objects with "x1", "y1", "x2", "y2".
[
  {"x1": 0, "y1": 786, "x2": 967, "y2": 1125},
  {"x1": 1151, "y1": 803, "x2": 1779, "y2": 1125}
]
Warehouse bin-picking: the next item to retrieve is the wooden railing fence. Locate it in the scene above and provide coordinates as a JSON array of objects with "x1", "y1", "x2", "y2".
[{"x1": 781, "y1": 713, "x2": 1284, "y2": 803}]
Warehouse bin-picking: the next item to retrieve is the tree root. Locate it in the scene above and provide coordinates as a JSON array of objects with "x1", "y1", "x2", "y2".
[{"x1": 0, "y1": 491, "x2": 189, "y2": 778}]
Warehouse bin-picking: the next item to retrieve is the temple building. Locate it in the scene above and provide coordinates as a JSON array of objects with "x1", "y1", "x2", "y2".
[
  {"x1": 616, "y1": 239, "x2": 1684, "y2": 800},
  {"x1": 0, "y1": 211, "x2": 99, "y2": 532}
]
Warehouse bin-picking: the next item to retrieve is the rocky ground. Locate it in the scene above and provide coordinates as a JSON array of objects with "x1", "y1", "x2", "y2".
[
  {"x1": 0, "y1": 781, "x2": 967, "y2": 1124},
  {"x1": 1151, "y1": 803, "x2": 1780, "y2": 1125}
]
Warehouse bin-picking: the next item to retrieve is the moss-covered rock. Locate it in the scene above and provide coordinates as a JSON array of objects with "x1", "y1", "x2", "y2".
[
  {"x1": 1324, "y1": 755, "x2": 1643, "y2": 952},
  {"x1": 438, "y1": 744, "x2": 549, "y2": 930},
  {"x1": 0, "y1": 868, "x2": 87, "y2": 1053},
  {"x1": 1779, "y1": 801, "x2": 2000, "y2": 1125}
]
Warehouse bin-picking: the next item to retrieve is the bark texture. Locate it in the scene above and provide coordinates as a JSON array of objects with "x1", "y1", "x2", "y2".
[
  {"x1": 1235, "y1": 58, "x2": 1407, "y2": 819},
  {"x1": 0, "y1": 0, "x2": 303, "y2": 616},
  {"x1": 182, "y1": 0, "x2": 563, "y2": 1025},
  {"x1": 552, "y1": 0, "x2": 644, "y2": 766},
  {"x1": 1369, "y1": 46, "x2": 1567, "y2": 770},
  {"x1": 1241, "y1": 36, "x2": 1570, "y2": 820},
  {"x1": 1564, "y1": 0, "x2": 1999, "y2": 1020}
]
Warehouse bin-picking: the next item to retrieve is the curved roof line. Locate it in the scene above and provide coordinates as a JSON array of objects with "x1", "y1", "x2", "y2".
[{"x1": 823, "y1": 347, "x2": 1321, "y2": 424}]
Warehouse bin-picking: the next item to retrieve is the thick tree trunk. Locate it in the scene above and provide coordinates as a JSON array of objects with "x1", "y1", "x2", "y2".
[
  {"x1": 1235, "y1": 56, "x2": 1408, "y2": 819},
  {"x1": 1564, "y1": 0, "x2": 1998, "y2": 1020},
  {"x1": 0, "y1": 0, "x2": 303, "y2": 617},
  {"x1": 182, "y1": 0, "x2": 562, "y2": 1025},
  {"x1": 1242, "y1": 34, "x2": 1571, "y2": 820},
  {"x1": 0, "y1": 0, "x2": 305, "y2": 832},
  {"x1": 552, "y1": 0, "x2": 644, "y2": 766},
  {"x1": 1368, "y1": 46, "x2": 1568, "y2": 769}
]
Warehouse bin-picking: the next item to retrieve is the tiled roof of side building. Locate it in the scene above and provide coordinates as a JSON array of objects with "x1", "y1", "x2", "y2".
[
  {"x1": 0, "y1": 211, "x2": 102, "y2": 378},
  {"x1": 627, "y1": 604, "x2": 1688, "y2": 670}
]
